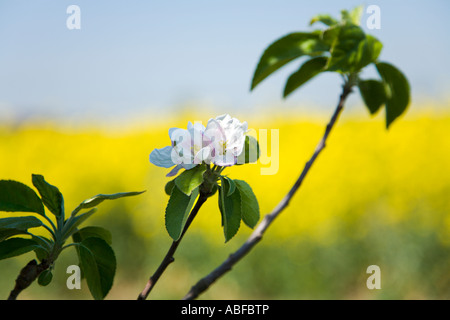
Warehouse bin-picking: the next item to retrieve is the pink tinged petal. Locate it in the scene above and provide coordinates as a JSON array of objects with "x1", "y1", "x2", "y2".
[
  {"x1": 194, "y1": 146, "x2": 212, "y2": 164},
  {"x1": 179, "y1": 150, "x2": 195, "y2": 166},
  {"x1": 202, "y1": 132, "x2": 213, "y2": 146},
  {"x1": 213, "y1": 154, "x2": 237, "y2": 167},
  {"x1": 168, "y1": 127, "x2": 178, "y2": 139},
  {"x1": 191, "y1": 122, "x2": 206, "y2": 132},
  {"x1": 170, "y1": 147, "x2": 184, "y2": 165},
  {"x1": 227, "y1": 135, "x2": 246, "y2": 156},
  {"x1": 206, "y1": 118, "x2": 226, "y2": 139},
  {"x1": 150, "y1": 146, "x2": 176, "y2": 168},
  {"x1": 215, "y1": 114, "x2": 231, "y2": 123},
  {"x1": 205, "y1": 119, "x2": 227, "y2": 154},
  {"x1": 171, "y1": 129, "x2": 193, "y2": 163},
  {"x1": 190, "y1": 128, "x2": 204, "y2": 151},
  {"x1": 166, "y1": 164, "x2": 183, "y2": 177},
  {"x1": 170, "y1": 128, "x2": 191, "y2": 146},
  {"x1": 166, "y1": 163, "x2": 197, "y2": 177}
]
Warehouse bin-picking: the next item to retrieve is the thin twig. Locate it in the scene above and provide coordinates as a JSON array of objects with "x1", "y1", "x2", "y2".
[
  {"x1": 137, "y1": 193, "x2": 208, "y2": 300},
  {"x1": 183, "y1": 83, "x2": 353, "y2": 300},
  {"x1": 8, "y1": 259, "x2": 50, "y2": 300}
]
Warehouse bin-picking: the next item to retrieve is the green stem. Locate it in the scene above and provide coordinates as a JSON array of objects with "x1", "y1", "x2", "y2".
[
  {"x1": 137, "y1": 192, "x2": 209, "y2": 300},
  {"x1": 183, "y1": 81, "x2": 354, "y2": 300},
  {"x1": 41, "y1": 223, "x2": 57, "y2": 241},
  {"x1": 42, "y1": 215, "x2": 57, "y2": 233},
  {"x1": 31, "y1": 234, "x2": 53, "y2": 250},
  {"x1": 60, "y1": 242, "x2": 80, "y2": 251}
]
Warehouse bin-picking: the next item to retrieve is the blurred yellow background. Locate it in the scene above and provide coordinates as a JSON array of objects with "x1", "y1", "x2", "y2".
[{"x1": 0, "y1": 104, "x2": 449, "y2": 300}]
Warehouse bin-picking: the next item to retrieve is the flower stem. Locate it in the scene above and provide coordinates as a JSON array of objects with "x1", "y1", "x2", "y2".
[
  {"x1": 137, "y1": 192, "x2": 209, "y2": 300},
  {"x1": 183, "y1": 81, "x2": 354, "y2": 300}
]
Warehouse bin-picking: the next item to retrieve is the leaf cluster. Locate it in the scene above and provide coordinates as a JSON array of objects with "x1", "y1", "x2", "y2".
[
  {"x1": 251, "y1": 6, "x2": 410, "y2": 128},
  {"x1": 164, "y1": 136, "x2": 260, "y2": 242},
  {"x1": 0, "y1": 175, "x2": 144, "y2": 299}
]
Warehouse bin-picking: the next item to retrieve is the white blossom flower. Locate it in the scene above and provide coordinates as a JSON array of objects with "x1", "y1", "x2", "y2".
[
  {"x1": 205, "y1": 114, "x2": 248, "y2": 166},
  {"x1": 149, "y1": 114, "x2": 248, "y2": 176},
  {"x1": 150, "y1": 122, "x2": 211, "y2": 176}
]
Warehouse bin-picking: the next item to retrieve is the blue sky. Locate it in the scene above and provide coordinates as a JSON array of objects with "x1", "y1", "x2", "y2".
[{"x1": 0, "y1": 0, "x2": 449, "y2": 122}]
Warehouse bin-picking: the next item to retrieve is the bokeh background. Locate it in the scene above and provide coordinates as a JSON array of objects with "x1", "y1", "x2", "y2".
[{"x1": 0, "y1": 0, "x2": 449, "y2": 299}]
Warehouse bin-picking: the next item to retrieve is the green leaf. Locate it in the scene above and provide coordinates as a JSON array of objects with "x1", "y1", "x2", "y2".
[
  {"x1": 234, "y1": 180, "x2": 260, "y2": 229},
  {"x1": 376, "y1": 62, "x2": 411, "y2": 128},
  {"x1": 62, "y1": 208, "x2": 97, "y2": 240},
  {"x1": 71, "y1": 190, "x2": 145, "y2": 216},
  {"x1": 78, "y1": 237, "x2": 116, "y2": 300},
  {"x1": 73, "y1": 226, "x2": 112, "y2": 245},
  {"x1": 0, "y1": 229, "x2": 28, "y2": 242},
  {"x1": 38, "y1": 269, "x2": 53, "y2": 286},
  {"x1": 236, "y1": 135, "x2": 260, "y2": 165},
  {"x1": 341, "y1": 6, "x2": 364, "y2": 25},
  {"x1": 72, "y1": 227, "x2": 113, "y2": 279},
  {"x1": 174, "y1": 165, "x2": 206, "y2": 196},
  {"x1": 0, "y1": 180, "x2": 45, "y2": 216},
  {"x1": 251, "y1": 32, "x2": 329, "y2": 90},
  {"x1": 221, "y1": 177, "x2": 236, "y2": 196},
  {"x1": 326, "y1": 24, "x2": 366, "y2": 73},
  {"x1": 165, "y1": 186, "x2": 198, "y2": 241},
  {"x1": 32, "y1": 236, "x2": 52, "y2": 261},
  {"x1": 354, "y1": 35, "x2": 383, "y2": 71},
  {"x1": 164, "y1": 179, "x2": 176, "y2": 196},
  {"x1": 0, "y1": 215, "x2": 44, "y2": 244},
  {"x1": 0, "y1": 215, "x2": 45, "y2": 245},
  {"x1": 358, "y1": 79, "x2": 386, "y2": 115},
  {"x1": 0, "y1": 216, "x2": 43, "y2": 230},
  {"x1": 209, "y1": 183, "x2": 219, "y2": 197},
  {"x1": 31, "y1": 174, "x2": 64, "y2": 219},
  {"x1": 0, "y1": 238, "x2": 38, "y2": 261},
  {"x1": 322, "y1": 25, "x2": 341, "y2": 47},
  {"x1": 283, "y1": 56, "x2": 328, "y2": 98},
  {"x1": 310, "y1": 14, "x2": 338, "y2": 27},
  {"x1": 219, "y1": 179, "x2": 241, "y2": 242},
  {"x1": 324, "y1": 26, "x2": 381, "y2": 73}
]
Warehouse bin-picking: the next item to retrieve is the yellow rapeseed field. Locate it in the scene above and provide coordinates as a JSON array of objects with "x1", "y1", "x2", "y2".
[{"x1": 0, "y1": 106, "x2": 449, "y2": 299}]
